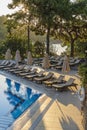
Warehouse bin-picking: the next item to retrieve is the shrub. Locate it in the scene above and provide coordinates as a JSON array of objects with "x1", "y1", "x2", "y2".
[
  {"x1": 33, "y1": 41, "x2": 45, "y2": 57},
  {"x1": 78, "y1": 63, "x2": 87, "y2": 87}
]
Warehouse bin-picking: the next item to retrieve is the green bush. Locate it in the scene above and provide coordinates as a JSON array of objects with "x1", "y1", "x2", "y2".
[
  {"x1": 2, "y1": 36, "x2": 27, "y2": 59},
  {"x1": 78, "y1": 63, "x2": 87, "y2": 87},
  {"x1": 75, "y1": 41, "x2": 87, "y2": 58},
  {"x1": 33, "y1": 41, "x2": 45, "y2": 57}
]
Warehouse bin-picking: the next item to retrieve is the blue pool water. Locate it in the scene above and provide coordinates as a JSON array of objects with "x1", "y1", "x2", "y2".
[{"x1": 0, "y1": 74, "x2": 41, "y2": 122}]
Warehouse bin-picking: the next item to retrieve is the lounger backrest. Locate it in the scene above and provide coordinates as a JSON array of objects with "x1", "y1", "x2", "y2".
[
  {"x1": 58, "y1": 75, "x2": 64, "y2": 81},
  {"x1": 75, "y1": 59, "x2": 80, "y2": 64},
  {"x1": 46, "y1": 72, "x2": 54, "y2": 78},
  {"x1": 4, "y1": 61, "x2": 10, "y2": 65},
  {"x1": 58, "y1": 60, "x2": 62, "y2": 65},
  {"x1": 8, "y1": 62, "x2": 15, "y2": 66},
  {"x1": 25, "y1": 67, "x2": 31, "y2": 72},
  {"x1": 0, "y1": 60, "x2": 6, "y2": 65},
  {"x1": 66, "y1": 78, "x2": 75, "y2": 85},
  {"x1": 31, "y1": 68, "x2": 38, "y2": 73},
  {"x1": 13, "y1": 64, "x2": 20, "y2": 68},
  {"x1": 38, "y1": 70, "x2": 45, "y2": 75},
  {"x1": 70, "y1": 59, "x2": 80, "y2": 65},
  {"x1": 18, "y1": 65, "x2": 25, "y2": 69},
  {"x1": 70, "y1": 58, "x2": 75, "y2": 63}
]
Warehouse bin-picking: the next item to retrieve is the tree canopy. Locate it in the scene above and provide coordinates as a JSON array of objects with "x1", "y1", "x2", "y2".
[
  {"x1": 1, "y1": 0, "x2": 87, "y2": 57},
  {"x1": 0, "y1": 16, "x2": 7, "y2": 42}
]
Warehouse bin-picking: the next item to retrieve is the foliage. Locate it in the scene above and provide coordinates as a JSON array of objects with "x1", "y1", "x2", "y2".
[
  {"x1": 3, "y1": 36, "x2": 27, "y2": 59},
  {"x1": 28, "y1": 0, "x2": 87, "y2": 56},
  {"x1": 8, "y1": 0, "x2": 35, "y2": 51},
  {"x1": 0, "y1": 0, "x2": 87, "y2": 59},
  {"x1": 28, "y1": 0, "x2": 59, "y2": 54},
  {"x1": 4, "y1": 18, "x2": 18, "y2": 36},
  {"x1": 79, "y1": 63, "x2": 87, "y2": 87},
  {"x1": 52, "y1": 0, "x2": 87, "y2": 57},
  {"x1": 33, "y1": 41, "x2": 45, "y2": 57},
  {"x1": 75, "y1": 41, "x2": 87, "y2": 57},
  {"x1": 0, "y1": 16, "x2": 7, "y2": 42}
]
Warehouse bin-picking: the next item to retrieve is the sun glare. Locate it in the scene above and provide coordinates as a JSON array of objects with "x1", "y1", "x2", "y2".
[{"x1": 0, "y1": 0, "x2": 19, "y2": 16}]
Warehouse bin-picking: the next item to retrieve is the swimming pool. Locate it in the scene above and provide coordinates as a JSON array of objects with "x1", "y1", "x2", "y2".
[{"x1": 0, "y1": 74, "x2": 41, "y2": 129}]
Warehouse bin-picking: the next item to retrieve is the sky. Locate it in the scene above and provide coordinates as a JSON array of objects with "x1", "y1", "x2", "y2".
[
  {"x1": 0, "y1": 0, "x2": 75, "y2": 16},
  {"x1": 0, "y1": 0, "x2": 18, "y2": 16}
]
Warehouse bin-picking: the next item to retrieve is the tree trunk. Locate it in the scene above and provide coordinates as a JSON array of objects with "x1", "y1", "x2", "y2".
[
  {"x1": 27, "y1": 25, "x2": 30, "y2": 51},
  {"x1": 46, "y1": 26, "x2": 50, "y2": 54},
  {"x1": 70, "y1": 40, "x2": 74, "y2": 57},
  {"x1": 81, "y1": 87, "x2": 87, "y2": 130}
]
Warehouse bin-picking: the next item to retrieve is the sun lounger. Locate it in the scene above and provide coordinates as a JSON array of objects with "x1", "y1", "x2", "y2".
[
  {"x1": 17, "y1": 67, "x2": 32, "y2": 76},
  {"x1": 70, "y1": 59, "x2": 81, "y2": 66},
  {"x1": 52, "y1": 78, "x2": 77, "y2": 91},
  {"x1": 13, "y1": 66, "x2": 31, "y2": 74},
  {"x1": 43, "y1": 75, "x2": 65, "y2": 86},
  {"x1": 0, "y1": 60, "x2": 10, "y2": 69},
  {"x1": 69, "y1": 58, "x2": 75, "y2": 63},
  {"x1": 8, "y1": 65, "x2": 25, "y2": 72},
  {"x1": 34, "y1": 72, "x2": 54, "y2": 84},
  {"x1": 55, "y1": 65, "x2": 62, "y2": 69},
  {"x1": 25, "y1": 70, "x2": 45, "y2": 80},
  {"x1": 3, "y1": 62, "x2": 15, "y2": 70},
  {"x1": 0, "y1": 60, "x2": 6, "y2": 65},
  {"x1": 19, "y1": 68, "x2": 38, "y2": 77},
  {"x1": 50, "y1": 61, "x2": 63, "y2": 68}
]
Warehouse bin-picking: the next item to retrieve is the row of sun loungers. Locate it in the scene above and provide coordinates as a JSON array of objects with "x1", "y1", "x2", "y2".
[
  {"x1": 0, "y1": 56, "x2": 81, "y2": 71},
  {"x1": 50, "y1": 58, "x2": 81, "y2": 70},
  {"x1": 0, "y1": 60, "x2": 78, "y2": 91},
  {"x1": 23, "y1": 56, "x2": 81, "y2": 70}
]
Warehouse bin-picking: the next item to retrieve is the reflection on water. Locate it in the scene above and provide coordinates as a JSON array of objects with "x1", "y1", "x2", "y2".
[
  {"x1": 4, "y1": 90, "x2": 21, "y2": 106},
  {"x1": 6, "y1": 78, "x2": 41, "y2": 100},
  {"x1": 0, "y1": 76, "x2": 21, "y2": 117},
  {"x1": 6, "y1": 78, "x2": 12, "y2": 90},
  {"x1": 5, "y1": 77, "x2": 41, "y2": 119},
  {"x1": 26, "y1": 87, "x2": 31, "y2": 99},
  {"x1": 14, "y1": 82, "x2": 20, "y2": 92},
  {"x1": 0, "y1": 74, "x2": 41, "y2": 130}
]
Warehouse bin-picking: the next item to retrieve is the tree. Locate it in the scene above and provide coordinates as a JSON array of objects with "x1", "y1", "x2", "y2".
[
  {"x1": 52, "y1": 0, "x2": 87, "y2": 57},
  {"x1": 3, "y1": 36, "x2": 26, "y2": 58},
  {"x1": 7, "y1": 0, "x2": 87, "y2": 57},
  {"x1": 34, "y1": 41, "x2": 45, "y2": 57},
  {"x1": 5, "y1": 17, "x2": 18, "y2": 36},
  {"x1": 78, "y1": 63, "x2": 87, "y2": 130},
  {"x1": 28, "y1": 0, "x2": 73, "y2": 54},
  {"x1": 76, "y1": 1, "x2": 87, "y2": 129},
  {"x1": 0, "y1": 16, "x2": 7, "y2": 42},
  {"x1": 54, "y1": 19, "x2": 87, "y2": 57},
  {"x1": 28, "y1": 0, "x2": 87, "y2": 56},
  {"x1": 8, "y1": 0, "x2": 34, "y2": 51},
  {"x1": 75, "y1": 41, "x2": 87, "y2": 57},
  {"x1": 28, "y1": 0, "x2": 57, "y2": 54}
]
